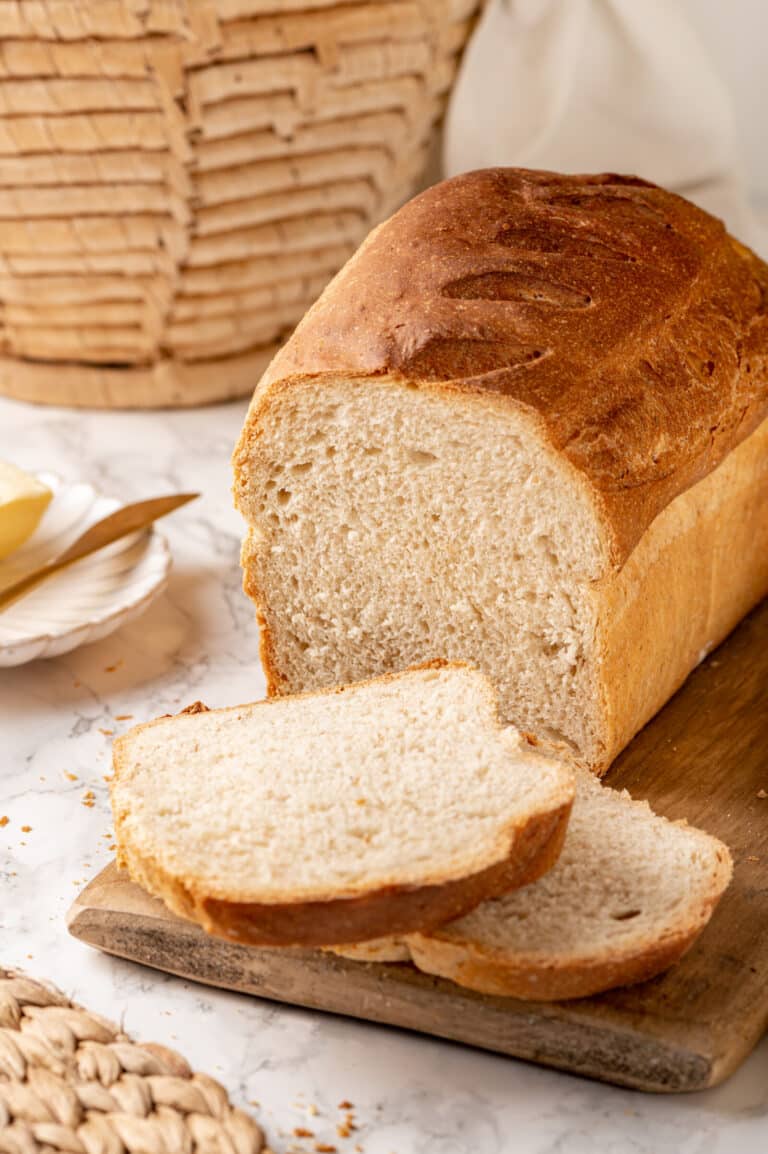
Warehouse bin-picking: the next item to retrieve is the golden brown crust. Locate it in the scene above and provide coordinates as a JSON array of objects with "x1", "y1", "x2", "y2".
[
  {"x1": 407, "y1": 924, "x2": 700, "y2": 1001},
  {"x1": 239, "y1": 167, "x2": 768, "y2": 565},
  {"x1": 592, "y1": 413, "x2": 768, "y2": 771}
]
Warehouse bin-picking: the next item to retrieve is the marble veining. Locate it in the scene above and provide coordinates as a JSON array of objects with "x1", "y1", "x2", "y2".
[{"x1": 0, "y1": 396, "x2": 766, "y2": 1153}]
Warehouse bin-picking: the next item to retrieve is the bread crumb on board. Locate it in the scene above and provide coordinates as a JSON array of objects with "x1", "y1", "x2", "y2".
[{"x1": 757, "y1": 789, "x2": 767, "y2": 799}]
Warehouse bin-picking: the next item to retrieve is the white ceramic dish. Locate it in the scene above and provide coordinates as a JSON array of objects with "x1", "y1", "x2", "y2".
[{"x1": 0, "y1": 473, "x2": 170, "y2": 667}]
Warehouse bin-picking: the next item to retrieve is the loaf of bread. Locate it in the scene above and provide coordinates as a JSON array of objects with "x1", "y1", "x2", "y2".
[
  {"x1": 110, "y1": 664, "x2": 574, "y2": 947},
  {"x1": 234, "y1": 167, "x2": 768, "y2": 772},
  {"x1": 332, "y1": 770, "x2": 733, "y2": 1000}
]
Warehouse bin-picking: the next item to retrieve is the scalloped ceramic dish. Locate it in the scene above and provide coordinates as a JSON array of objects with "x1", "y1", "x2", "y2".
[{"x1": 0, "y1": 473, "x2": 170, "y2": 667}]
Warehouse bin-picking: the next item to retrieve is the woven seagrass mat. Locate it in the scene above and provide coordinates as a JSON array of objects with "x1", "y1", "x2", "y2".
[{"x1": 0, "y1": 968, "x2": 267, "y2": 1154}]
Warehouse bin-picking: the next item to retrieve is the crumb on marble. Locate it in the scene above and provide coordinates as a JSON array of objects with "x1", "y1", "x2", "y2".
[
  {"x1": 65, "y1": 772, "x2": 78, "y2": 781},
  {"x1": 315, "y1": 1145, "x2": 337, "y2": 1153},
  {"x1": 0, "y1": 816, "x2": 8, "y2": 827},
  {"x1": 20, "y1": 825, "x2": 31, "y2": 832},
  {"x1": 104, "y1": 662, "x2": 123, "y2": 673},
  {"x1": 115, "y1": 714, "x2": 133, "y2": 720},
  {"x1": 99, "y1": 728, "x2": 114, "y2": 736},
  {"x1": 294, "y1": 1127, "x2": 314, "y2": 1138}
]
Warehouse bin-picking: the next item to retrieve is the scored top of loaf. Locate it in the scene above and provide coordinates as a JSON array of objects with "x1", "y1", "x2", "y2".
[{"x1": 250, "y1": 167, "x2": 768, "y2": 565}]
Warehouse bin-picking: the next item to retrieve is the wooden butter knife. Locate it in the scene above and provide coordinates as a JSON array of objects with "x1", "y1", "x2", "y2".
[{"x1": 0, "y1": 492, "x2": 198, "y2": 611}]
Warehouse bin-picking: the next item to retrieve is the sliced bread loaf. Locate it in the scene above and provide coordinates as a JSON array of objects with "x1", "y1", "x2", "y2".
[
  {"x1": 233, "y1": 168, "x2": 768, "y2": 774},
  {"x1": 110, "y1": 664, "x2": 574, "y2": 947},
  {"x1": 332, "y1": 772, "x2": 732, "y2": 998}
]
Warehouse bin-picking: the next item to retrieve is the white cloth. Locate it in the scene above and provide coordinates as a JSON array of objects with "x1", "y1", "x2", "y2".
[{"x1": 444, "y1": 0, "x2": 766, "y2": 254}]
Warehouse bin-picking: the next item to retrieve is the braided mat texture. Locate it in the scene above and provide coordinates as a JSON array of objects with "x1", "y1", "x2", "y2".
[
  {"x1": 0, "y1": 0, "x2": 480, "y2": 407},
  {"x1": 0, "y1": 969, "x2": 265, "y2": 1154}
]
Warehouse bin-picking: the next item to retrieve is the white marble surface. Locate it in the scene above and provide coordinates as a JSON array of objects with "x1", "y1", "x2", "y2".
[{"x1": 1, "y1": 394, "x2": 766, "y2": 1153}]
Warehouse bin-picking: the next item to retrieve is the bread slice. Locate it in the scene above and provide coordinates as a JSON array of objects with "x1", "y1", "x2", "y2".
[
  {"x1": 110, "y1": 664, "x2": 574, "y2": 948},
  {"x1": 332, "y1": 772, "x2": 732, "y2": 998}
]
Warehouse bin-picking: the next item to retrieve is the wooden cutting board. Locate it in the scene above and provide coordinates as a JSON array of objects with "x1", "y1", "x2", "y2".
[{"x1": 68, "y1": 601, "x2": 768, "y2": 1095}]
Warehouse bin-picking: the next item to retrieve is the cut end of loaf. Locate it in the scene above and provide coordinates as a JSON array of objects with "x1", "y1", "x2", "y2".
[
  {"x1": 234, "y1": 376, "x2": 611, "y2": 769},
  {"x1": 110, "y1": 664, "x2": 575, "y2": 946}
]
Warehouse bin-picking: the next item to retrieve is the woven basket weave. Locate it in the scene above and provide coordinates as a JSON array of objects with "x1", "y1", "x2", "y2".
[
  {"x1": 0, "y1": 0, "x2": 479, "y2": 408},
  {"x1": 0, "y1": 968, "x2": 266, "y2": 1153}
]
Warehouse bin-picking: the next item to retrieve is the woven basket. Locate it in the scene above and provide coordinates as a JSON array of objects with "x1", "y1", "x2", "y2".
[
  {"x1": 0, "y1": 0, "x2": 479, "y2": 408},
  {"x1": 0, "y1": 968, "x2": 266, "y2": 1154}
]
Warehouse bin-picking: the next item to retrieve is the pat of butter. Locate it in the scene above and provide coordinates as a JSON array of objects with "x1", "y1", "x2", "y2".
[{"x1": 0, "y1": 462, "x2": 52, "y2": 559}]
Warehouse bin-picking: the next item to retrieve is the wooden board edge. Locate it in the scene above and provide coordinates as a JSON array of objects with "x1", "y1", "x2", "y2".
[{"x1": 67, "y1": 887, "x2": 720, "y2": 1095}]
